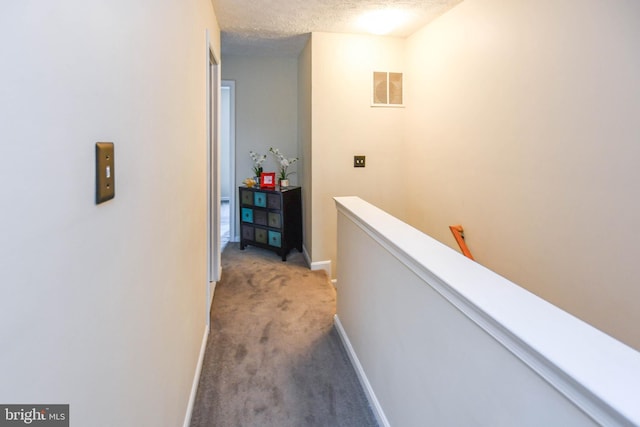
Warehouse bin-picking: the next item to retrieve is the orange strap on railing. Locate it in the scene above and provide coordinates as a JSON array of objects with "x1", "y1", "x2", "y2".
[{"x1": 449, "y1": 225, "x2": 474, "y2": 260}]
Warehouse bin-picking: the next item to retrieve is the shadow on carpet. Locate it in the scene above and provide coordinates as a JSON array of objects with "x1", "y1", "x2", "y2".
[{"x1": 190, "y1": 244, "x2": 378, "y2": 427}]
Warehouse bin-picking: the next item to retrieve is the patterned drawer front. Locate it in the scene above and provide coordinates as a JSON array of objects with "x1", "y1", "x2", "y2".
[
  {"x1": 241, "y1": 208, "x2": 253, "y2": 223},
  {"x1": 268, "y1": 230, "x2": 282, "y2": 248},
  {"x1": 241, "y1": 190, "x2": 253, "y2": 205},
  {"x1": 254, "y1": 192, "x2": 267, "y2": 207},
  {"x1": 254, "y1": 210, "x2": 267, "y2": 226},
  {"x1": 242, "y1": 225, "x2": 254, "y2": 240},
  {"x1": 255, "y1": 228, "x2": 268, "y2": 244},
  {"x1": 268, "y1": 212, "x2": 281, "y2": 229},
  {"x1": 267, "y1": 194, "x2": 281, "y2": 209}
]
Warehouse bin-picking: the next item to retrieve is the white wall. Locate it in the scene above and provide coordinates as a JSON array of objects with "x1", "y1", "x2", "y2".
[
  {"x1": 0, "y1": 1, "x2": 220, "y2": 425},
  {"x1": 309, "y1": 32, "x2": 407, "y2": 275},
  {"x1": 298, "y1": 39, "x2": 313, "y2": 258},
  {"x1": 335, "y1": 197, "x2": 640, "y2": 427},
  {"x1": 221, "y1": 86, "x2": 231, "y2": 200},
  {"x1": 404, "y1": 0, "x2": 640, "y2": 350}
]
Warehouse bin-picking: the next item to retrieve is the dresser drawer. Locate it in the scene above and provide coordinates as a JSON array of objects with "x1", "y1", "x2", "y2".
[
  {"x1": 267, "y1": 193, "x2": 281, "y2": 209},
  {"x1": 242, "y1": 225, "x2": 254, "y2": 241},
  {"x1": 241, "y1": 189, "x2": 253, "y2": 205},
  {"x1": 268, "y1": 212, "x2": 281, "y2": 228},
  {"x1": 255, "y1": 228, "x2": 268, "y2": 244},
  {"x1": 254, "y1": 210, "x2": 267, "y2": 226},
  {"x1": 254, "y1": 192, "x2": 267, "y2": 208},
  {"x1": 241, "y1": 208, "x2": 253, "y2": 223},
  {"x1": 268, "y1": 230, "x2": 282, "y2": 248}
]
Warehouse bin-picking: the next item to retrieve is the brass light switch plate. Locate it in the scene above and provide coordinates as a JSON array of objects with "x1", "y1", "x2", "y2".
[{"x1": 96, "y1": 142, "x2": 115, "y2": 204}]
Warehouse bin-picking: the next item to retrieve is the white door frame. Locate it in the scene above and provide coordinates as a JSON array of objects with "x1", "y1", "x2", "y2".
[
  {"x1": 206, "y1": 32, "x2": 221, "y2": 324},
  {"x1": 221, "y1": 80, "x2": 236, "y2": 243}
]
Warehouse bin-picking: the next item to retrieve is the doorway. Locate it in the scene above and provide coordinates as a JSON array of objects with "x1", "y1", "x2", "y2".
[{"x1": 220, "y1": 81, "x2": 236, "y2": 250}]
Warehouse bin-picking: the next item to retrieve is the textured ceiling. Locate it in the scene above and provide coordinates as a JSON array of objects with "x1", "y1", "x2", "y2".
[{"x1": 213, "y1": 0, "x2": 463, "y2": 57}]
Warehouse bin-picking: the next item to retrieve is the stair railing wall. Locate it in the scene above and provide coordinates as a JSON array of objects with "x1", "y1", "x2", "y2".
[{"x1": 334, "y1": 196, "x2": 640, "y2": 427}]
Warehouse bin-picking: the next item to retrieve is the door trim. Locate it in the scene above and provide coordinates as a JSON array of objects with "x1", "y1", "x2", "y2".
[
  {"x1": 206, "y1": 31, "x2": 221, "y2": 324},
  {"x1": 222, "y1": 80, "x2": 236, "y2": 243}
]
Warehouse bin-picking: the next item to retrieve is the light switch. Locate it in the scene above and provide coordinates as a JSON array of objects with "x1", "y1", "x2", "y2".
[{"x1": 96, "y1": 142, "x2": 115, "y2": 204}]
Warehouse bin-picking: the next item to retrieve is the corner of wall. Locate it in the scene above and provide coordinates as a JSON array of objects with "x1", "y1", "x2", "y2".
[{"x1": 304, "y1": 245, "x2": 332, "y2": 277}]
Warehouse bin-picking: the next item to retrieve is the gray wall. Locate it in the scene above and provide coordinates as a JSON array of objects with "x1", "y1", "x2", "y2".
[{"x1": 222, "y1": 55, "x2": 299, "y2": 238}]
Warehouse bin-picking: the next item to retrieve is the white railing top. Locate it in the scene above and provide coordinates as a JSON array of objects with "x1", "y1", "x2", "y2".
[{"x1": 335, "y1": 196, "x2": 640, "y2": 427}]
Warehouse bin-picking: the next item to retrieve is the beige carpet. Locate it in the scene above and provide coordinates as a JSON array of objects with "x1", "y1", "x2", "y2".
[{"x1": 190, "y1": 243, "x2": 378, "y2": 427}]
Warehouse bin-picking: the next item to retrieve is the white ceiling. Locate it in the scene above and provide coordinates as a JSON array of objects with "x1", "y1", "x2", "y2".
[{"x1": 213, "y1": 0, "x2": 463, "y2": 57}]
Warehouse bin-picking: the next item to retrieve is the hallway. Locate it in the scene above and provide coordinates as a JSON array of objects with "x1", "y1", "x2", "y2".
[
  {"x1": 190, "y1": 244, "x2": 378, "y2": 427},
  {"x1": 220, "y1": 200, "x2": 230, "y2": 250}
]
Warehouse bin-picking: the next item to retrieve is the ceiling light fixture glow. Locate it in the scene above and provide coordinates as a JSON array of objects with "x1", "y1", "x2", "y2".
[{"x1": 357, "y1": 9, "x2": 411, "y2": 35}]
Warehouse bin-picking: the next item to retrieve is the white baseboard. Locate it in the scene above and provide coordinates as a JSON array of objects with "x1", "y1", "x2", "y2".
[
  {"x1": 312, "y1": 260, "x2": 332, "y2": 279},
  {"x1": 183, "y1": 325, "x2": 209, "y2": 427},
  {"x1": 207, "y1": 281, "x2": 216, "y2": 322},
  {"x1": 302, "y1": 245, "x2": 312, "y2": 267},
  {"x1": 334, "y1": 314, "x2": 390, "y2": 427},
  {"x1": 303, "y1": 245, "x2": 332, "y2": 277}
]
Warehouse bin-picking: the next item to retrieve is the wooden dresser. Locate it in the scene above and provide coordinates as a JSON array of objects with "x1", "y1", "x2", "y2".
[{"x1": 239, "y1": 186, "x2": 302, "y2": 261}]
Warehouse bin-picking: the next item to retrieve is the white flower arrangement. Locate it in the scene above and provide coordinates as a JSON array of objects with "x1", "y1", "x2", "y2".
[
  {"x1": 269, "y1": 147, "x2": 298, "y2": 180},
  {"x1": 249, "y1": 150, "x2": 267, "y2": 177}
]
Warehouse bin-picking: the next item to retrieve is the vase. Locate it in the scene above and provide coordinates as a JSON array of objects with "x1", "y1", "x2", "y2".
[{"x1": 279, "y1": 179, "x2": 289, "y2": 188}]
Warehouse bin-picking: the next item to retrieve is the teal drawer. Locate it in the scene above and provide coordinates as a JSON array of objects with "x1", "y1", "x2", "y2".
[
  {"x1": 255, "y1": 228, "x2": 268, "y2": 244},
  {"x1": 268, "y1": 212, "x2": 281, "y2": 228},
  {"x1": 254, "y1": 192, "x2": 267, "y2": 207},
  {"x1": 241, "y1": 208, "x2": 253, "y2": 223},
  {"x1": 268, "y1": 230, "x2": 281, "y2": 248},
  {"x1": 241, "y1": 190, "x2": 253, "y2": 205}
]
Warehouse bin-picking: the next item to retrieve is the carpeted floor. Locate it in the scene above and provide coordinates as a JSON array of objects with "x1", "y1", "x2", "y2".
[{"x1": 190, "y1": 243, "x2": 378, "y2": 427}]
